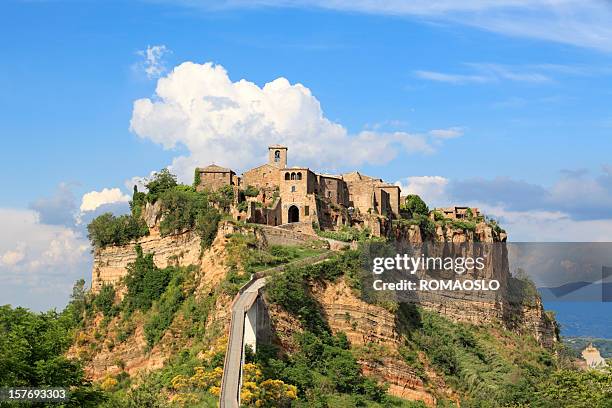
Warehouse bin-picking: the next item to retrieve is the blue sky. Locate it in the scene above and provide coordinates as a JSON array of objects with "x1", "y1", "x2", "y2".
[{"x1": 1, "y1": 0, "x2": 612, "y2": 310}]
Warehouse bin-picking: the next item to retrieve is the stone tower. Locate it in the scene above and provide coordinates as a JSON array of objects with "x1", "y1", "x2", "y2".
[{"x1": 268, "y1": 145, "x2": 288, "y2": 168}]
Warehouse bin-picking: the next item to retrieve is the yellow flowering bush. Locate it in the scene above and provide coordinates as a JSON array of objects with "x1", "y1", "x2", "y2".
[
  {"x1": 190, "y1": 366, "x2": 223, "y2": 390},
  {"x1": 99, "y1": 374, "x2": 118, "y2": 391},
  {"x1": 170, "y1": 374, "x2": 189, "y2": 390},
  {"x1": 239, "y1": 365, "x2": 298, "y2": 407}
]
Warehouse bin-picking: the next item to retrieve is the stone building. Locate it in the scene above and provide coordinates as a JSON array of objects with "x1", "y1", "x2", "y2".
[
  {"x1": 195, "y1": 164, "x2": 240, "y2": 192},
  {"x1": 433, "y1": 206, "x2": 481, "y2": 220},
  {"x1": 582, "y1": 343, "x2": 608, "y2": 369},
  {"x1": 195, "y1": 145, "x2": 403, "y2": 233}
]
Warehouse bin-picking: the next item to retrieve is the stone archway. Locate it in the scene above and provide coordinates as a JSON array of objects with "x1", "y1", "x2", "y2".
[{"x1": 288, "y1": 205, "x2": 299, "y2": 223}]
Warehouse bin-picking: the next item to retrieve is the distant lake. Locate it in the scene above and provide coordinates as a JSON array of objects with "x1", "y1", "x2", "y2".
[{"x1": 543, "y1": 301, "x2": 612, "y2": 339}]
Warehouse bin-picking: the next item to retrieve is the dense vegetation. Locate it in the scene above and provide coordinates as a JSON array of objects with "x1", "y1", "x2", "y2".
[
  {"x1": 87, "y1": 169, "x2": 222, "y2": 250},
  {"x1": 0, "y1": 280, "x2": 105, "y2": 407},
  {"x1": 9, "y1": 183, "x2": 609, "y2": 407},
  {"x1": 262, "y1": 251, "x2": 422, "y2": 406},
  {"x1": 264, "y1": 247, "x2": 612, "y2": 407},
  {"x1": 70, "y1": 239, "x2": 330, "y2": 407}
]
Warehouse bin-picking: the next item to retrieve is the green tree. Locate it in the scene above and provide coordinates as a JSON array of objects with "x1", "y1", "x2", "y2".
[
  {"x1": 0, "y1": 305, "x2": 104, "y2": 405},
  {"x1": 402, "y1": 195, "x2": 429, "y2": 217},
  {"x1": 146, "y1": 168, "x2": 178, "y2": 203},
  {"x1": 63, "y1": 279, "x2": 86, "y2": 326},
  {"x1": 158, "y1": 187, "x2": 208, "y2": 236}
]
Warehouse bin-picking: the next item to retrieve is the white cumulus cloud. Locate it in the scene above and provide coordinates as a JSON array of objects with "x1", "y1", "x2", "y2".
[
  {"x1": 130, "y1": 62, "x2": 451, "y2": 182},
  {"x1": 80, "y1": 188, "x2": 131, "y2": 213}
]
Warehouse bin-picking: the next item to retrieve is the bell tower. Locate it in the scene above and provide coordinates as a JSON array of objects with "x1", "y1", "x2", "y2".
[{"x1": 268, "y1": 145, "x2": 288, "y2": 168}]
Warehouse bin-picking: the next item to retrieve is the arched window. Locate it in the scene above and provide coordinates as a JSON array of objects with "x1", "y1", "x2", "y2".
[
  {"x1": 274, "y1": 150, "x2": 280, "y2": 162},
  {"x1": 285, "y1": 172, "x2": 290, "y2": 180},
  {"x1": 291, "y1": 186, "x2": 296, "y2": 192},
  {"x1": 297, "y1": 172, "x2": 302, "y2": 180},
  {"x1": 290, "y1": 172, "x2": 296, "y2": 180}
]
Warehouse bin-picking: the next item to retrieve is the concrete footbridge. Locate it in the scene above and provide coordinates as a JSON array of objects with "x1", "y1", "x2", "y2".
[{"x1": 219, "y1": 251, "x2": 334, "y2": 408}]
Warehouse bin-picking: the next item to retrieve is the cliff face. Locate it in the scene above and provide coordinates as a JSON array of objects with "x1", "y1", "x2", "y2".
[
  {"x1": 388, "y1": 222, "x2": 558, "y2": 348},
  {"x1": 91, "y1": 229, "x2": 202, "y2": 292},
  {"x1": 84, "y1": 207, "x2": 557, "y2": 406}
]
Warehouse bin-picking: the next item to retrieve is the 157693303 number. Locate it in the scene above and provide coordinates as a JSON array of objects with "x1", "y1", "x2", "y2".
[{"x1": 0, "y1": 387, "x2": 68, "y2": 402}]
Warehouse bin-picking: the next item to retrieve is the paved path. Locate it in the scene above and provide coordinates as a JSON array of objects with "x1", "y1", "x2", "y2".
[
  {"x1": 219, "y1": 251, "x2": 333, "y2": 408},
  {"x1": 219, "y1": 277, "x2": 266, "y2": 408}
]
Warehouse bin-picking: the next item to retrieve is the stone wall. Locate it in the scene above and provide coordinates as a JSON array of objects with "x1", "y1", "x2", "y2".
[
  {"x1": 255, "y1": 224, "x2": 319, "y2": 246},
  {"x1": 242, "y1": 164, "x2": 279, "y2": 190}
]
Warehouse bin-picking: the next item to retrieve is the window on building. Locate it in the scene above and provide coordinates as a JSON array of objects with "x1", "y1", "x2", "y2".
[
  {"x1": 291, "y1": 186, "x2": 296, "y2": 192},
  {"x1": 304, "y1": 206, "x2": 309, "y2": 215},
  {"x1": 291, "y1": 172, "x2": 296, "y2": 180},
  {"x1": 328, "y1": 191, "x2": 332, "y2": 198},
  {"x1": 297, "y1": 172, "x2": 302, "y2": 180},
  {"x1": 274, "y1": 150, "x2": 280, "y2": 162},
  {"x1": 285, "y1": 172, "x2": 290, "y2": 180}
]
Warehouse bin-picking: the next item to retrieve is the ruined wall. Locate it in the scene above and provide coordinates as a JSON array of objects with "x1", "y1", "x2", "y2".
[{"x1": 380, "y1": 185, "x2": 400, "y2": 217}]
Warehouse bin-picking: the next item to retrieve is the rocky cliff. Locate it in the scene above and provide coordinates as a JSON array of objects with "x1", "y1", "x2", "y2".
[{"x1": 83, "y1": 206, "x2": 558, "y2": 406}]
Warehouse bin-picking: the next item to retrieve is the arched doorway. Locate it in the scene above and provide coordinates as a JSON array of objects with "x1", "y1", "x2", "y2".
[{"x1": 288, "y1": 205, "x2": 299, "y2": 223}]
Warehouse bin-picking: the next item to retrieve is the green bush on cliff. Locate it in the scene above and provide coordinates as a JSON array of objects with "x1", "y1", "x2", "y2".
[
  {"x1": 123, "y1": 246, "x2": 172, "y2": 312},
  {"x1": 93, "y1": 284, "x2": 117, "y2": 318},
  {"x1": 450, "y1": 219, "x2": 477, "y2": 232},
  {"x1": 87, "y1": 212, "x2": 149, "y2": 249},
  {"x1": 144, "y1": 266, "x2": 195, "y2": 347},
  {"x1": 315, "y1": 225, "x2": 371, "y2": 242},
  {"x1": 155, "y1": 185, "x2": 221, "y2": 249}
]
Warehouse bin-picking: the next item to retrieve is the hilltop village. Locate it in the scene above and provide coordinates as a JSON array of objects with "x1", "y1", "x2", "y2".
[{"x1": 195, "y1": 145, "x2": 479, "y2": 237}]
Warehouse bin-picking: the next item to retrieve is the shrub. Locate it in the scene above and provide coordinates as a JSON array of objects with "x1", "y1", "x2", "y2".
[
  {"x1": 193, "y1": 168, "x2": 201, "y2": 188},
  {"x1": 93, "y1": 284, "x2": 117, "y2": 317},
  {"x1": 196, "y1": 208, "x2": 221, "y2": 249},
  {"x1": 130, "y1": 188, "x2": 147, "y2": 219},
  {"x1": 450, "y1": 219, "x2": 477, "y2": 232},
  {"x1": 237, "y1": 201, "x2": 249, "y2": 213},
  {"x1": 243, "y1": 185, "x2": 259, "y2": 197},
  {"x1": 123, "y1": 246, "x2": 172, "y2": 312},
  {"x1": 211, "y1": 185, "x2": 234, "y2": 211},
  {"x1": 315, "y1": 225, "x2": 370, "y2": 242},
  {"x1": 144, "y1": 267, "x2": 188, "y2": 347}
]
